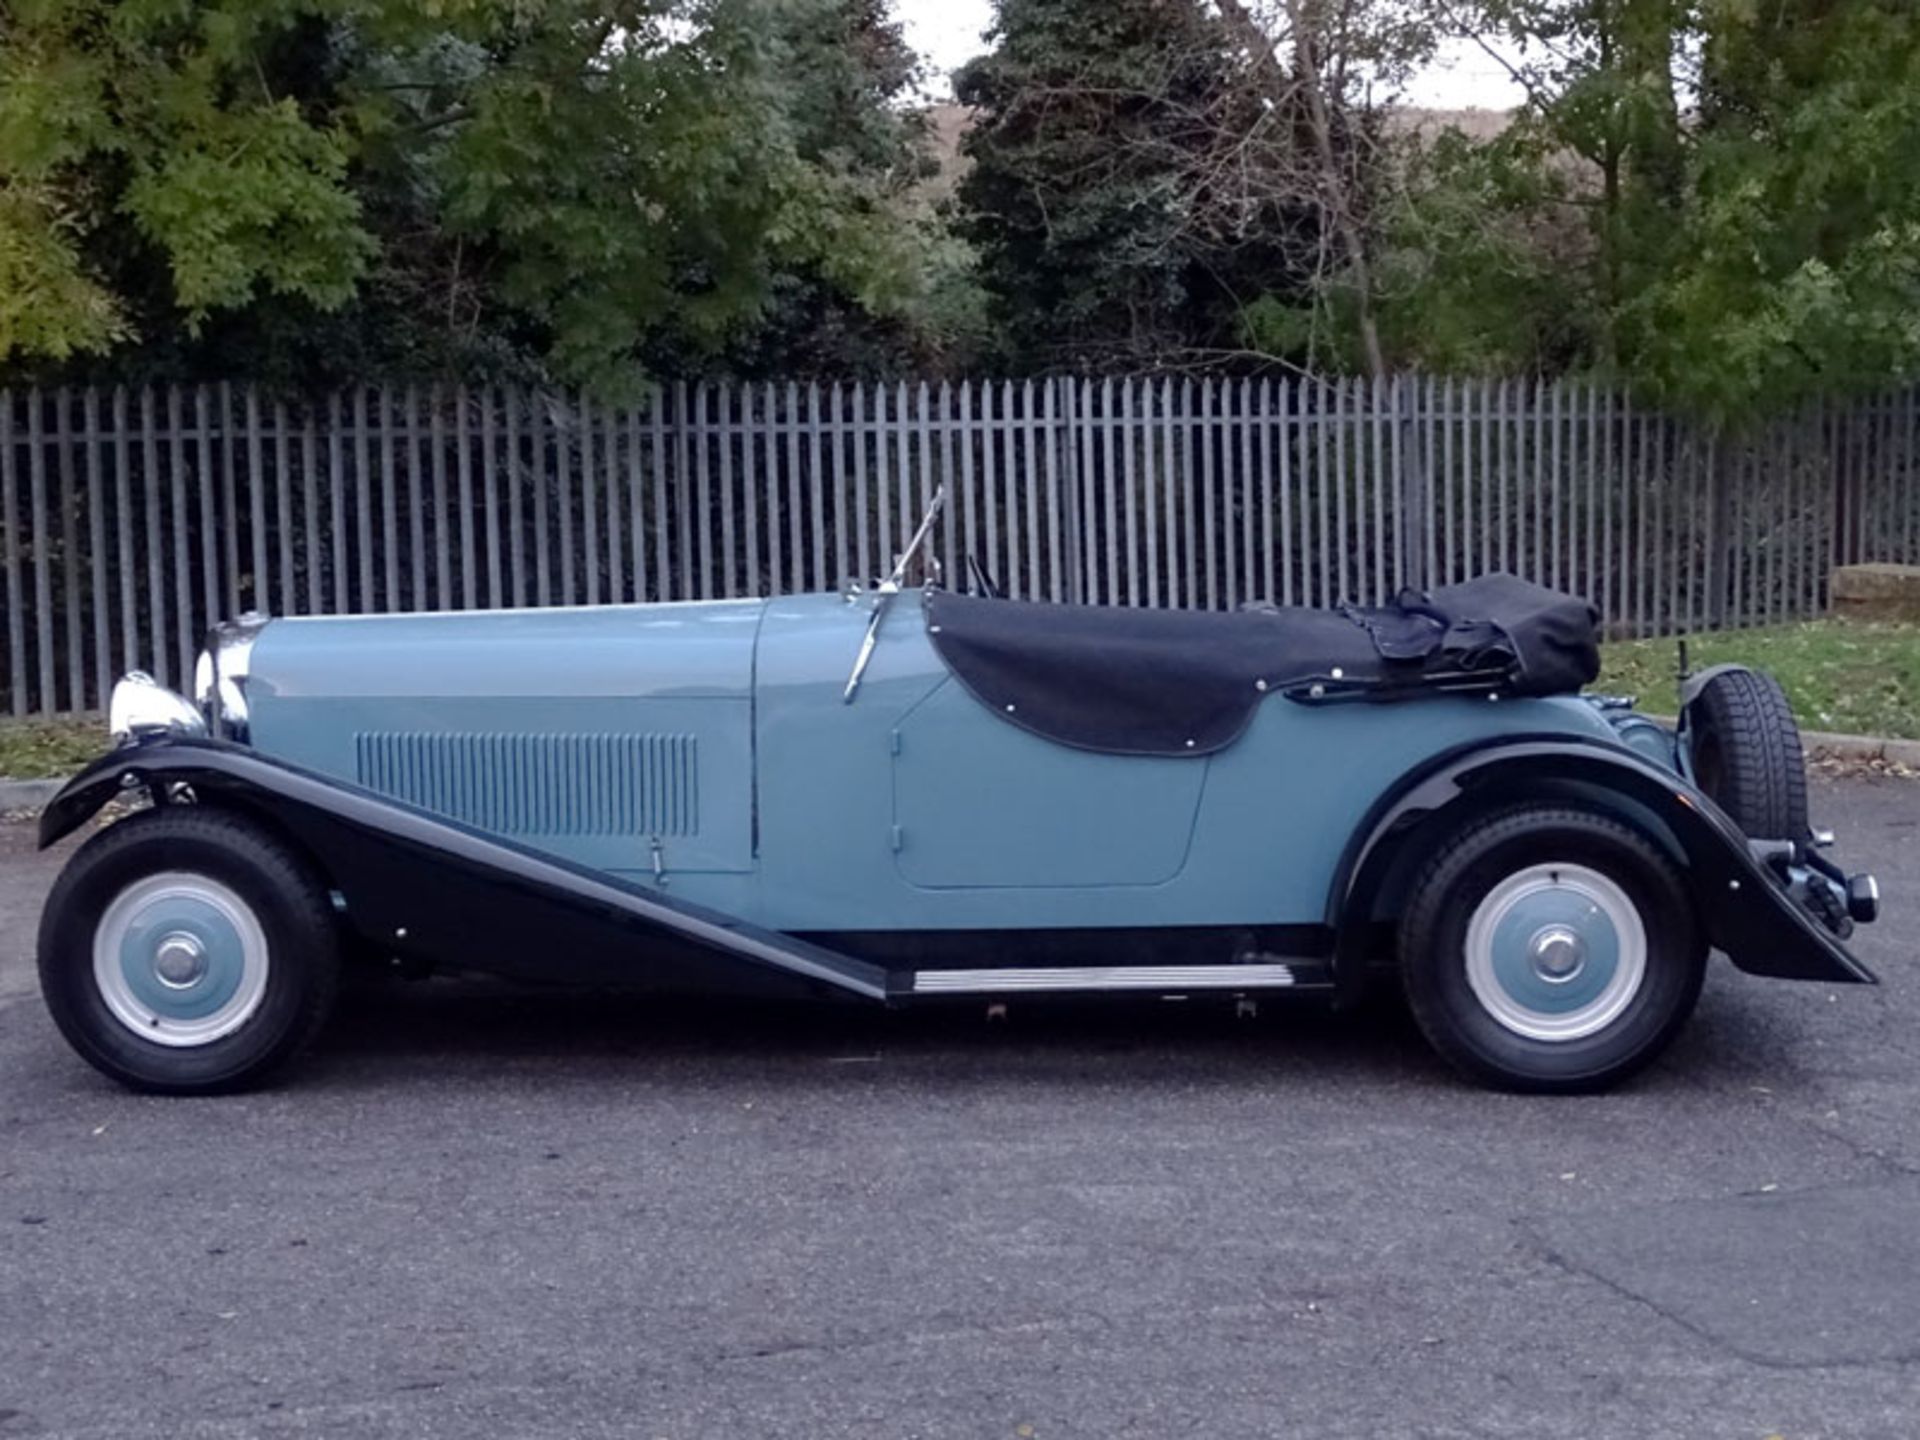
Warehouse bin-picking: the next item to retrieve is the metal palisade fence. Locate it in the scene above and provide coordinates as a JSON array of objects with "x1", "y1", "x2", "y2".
[{"x1": 2, "y1": 376, "x2": 1918, "y2": 717}]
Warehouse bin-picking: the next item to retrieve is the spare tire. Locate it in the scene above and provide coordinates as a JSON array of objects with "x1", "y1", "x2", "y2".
[{"x1": 1685, "y1": 668, "x2": 1809, "y2": 840}]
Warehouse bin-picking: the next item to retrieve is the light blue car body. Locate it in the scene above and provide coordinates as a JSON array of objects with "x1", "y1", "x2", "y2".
[{"x1": 244, "y1": 589, "x2": 1632, "y2": 937}]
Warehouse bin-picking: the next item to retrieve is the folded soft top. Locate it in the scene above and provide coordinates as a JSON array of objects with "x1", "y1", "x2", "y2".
[{"x1": 923, "y1": 573, "x2": 1601, "y2": 757}]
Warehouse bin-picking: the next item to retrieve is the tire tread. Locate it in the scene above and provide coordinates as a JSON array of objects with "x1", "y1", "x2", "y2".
[{"x1": 1691, "y1": 669, "x2": 1808, "y2": 840}]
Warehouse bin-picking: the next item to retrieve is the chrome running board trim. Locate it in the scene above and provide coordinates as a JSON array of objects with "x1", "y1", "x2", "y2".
[{"x1": 910, "y1": 963, "x2": 1297, "y2": 995}]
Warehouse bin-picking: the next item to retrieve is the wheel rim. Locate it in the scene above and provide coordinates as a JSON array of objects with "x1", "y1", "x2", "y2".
[
  {"x1": 92, "y1": 872, "x2": 270, "y2": 1047},
  {"x1": 1463, "y1": 862, "x2": 1646, "y2": 1042}
]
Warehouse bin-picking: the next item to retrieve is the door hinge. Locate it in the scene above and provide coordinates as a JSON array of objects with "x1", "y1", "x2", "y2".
[
  {"x1": 890, "y1": 823, "x2": 904, "y2": 853},
  {"x1": 889, "y1": 729, "x2": 902, "y2": 756}
]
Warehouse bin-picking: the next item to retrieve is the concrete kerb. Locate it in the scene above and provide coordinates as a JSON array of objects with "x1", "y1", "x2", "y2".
[
  {"x1": 1800, "y1": 727, "x2": 1920, "y2": 772},
  {"x1": 1636, "y1": 713, "x2": 1918, "y2": 773},
  {"x1": 0, "y1": 778, "x2": 65, "y2": 815}
]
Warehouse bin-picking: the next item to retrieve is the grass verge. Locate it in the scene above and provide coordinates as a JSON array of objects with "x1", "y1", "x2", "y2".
[
  {"x1": 1599, "y1": 620, "x2": 1920, "y2": 740},
  {"x1": 0, "y1": 715, "x2": 105, "y2": 779}
]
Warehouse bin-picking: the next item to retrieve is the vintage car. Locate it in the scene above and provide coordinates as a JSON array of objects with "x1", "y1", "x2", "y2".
[{"x1": 35, "y1": 495, "x2": 1881, "y2": 1095}]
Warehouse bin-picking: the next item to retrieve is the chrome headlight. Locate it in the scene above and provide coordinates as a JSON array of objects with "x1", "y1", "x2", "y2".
[
  {"x1": 110, "y1": 673, "x2": 208, "y2": 745},
  {"x1": 194, "y1": 612, "x2": 269, "y2": 741}
]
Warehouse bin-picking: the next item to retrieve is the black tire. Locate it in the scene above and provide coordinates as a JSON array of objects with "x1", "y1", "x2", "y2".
[
  {"x1": 37, "y1": 807, "x2": 341, "y2": 1094},
  {"x1": 1687, "y1": 668, "x2": 1808, "y2": 840},
  {"x1": 1398, "y1": 804, "x2": 1707, "y2": 1094}
]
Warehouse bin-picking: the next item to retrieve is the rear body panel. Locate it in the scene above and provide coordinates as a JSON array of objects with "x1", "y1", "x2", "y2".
[{"x1": 732, "y1": 591, "x2": 1626, "y2": 932}]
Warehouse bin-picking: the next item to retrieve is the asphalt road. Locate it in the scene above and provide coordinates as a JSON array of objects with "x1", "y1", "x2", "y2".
[{"x1": 2, "y1": 775, "x2": 1918, "y2": 1440}]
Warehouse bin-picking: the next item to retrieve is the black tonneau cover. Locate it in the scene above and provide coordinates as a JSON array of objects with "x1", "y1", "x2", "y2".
[{"x1": 923, "y1": 574, "x2": 1600, "y2": 757}]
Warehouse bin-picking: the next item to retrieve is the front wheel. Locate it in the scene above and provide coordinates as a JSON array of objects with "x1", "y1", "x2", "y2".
[
  {"x1": 38, "y1": 807, "x2": 341, "y2": 1094},
  {"x1": 1398, "y1": 805, "x2": 1706, "y2": 1093}
]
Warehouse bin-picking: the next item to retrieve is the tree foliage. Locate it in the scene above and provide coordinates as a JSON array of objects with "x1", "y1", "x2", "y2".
[
  {"x1": 7, "y1": 0, "x2": 1920, "y2": 418},
  {"x1": 1372, "y1": 0, "x2": 1687, "y2": 376},
  {"x1": 1367, "y1": 126, "x2": 1589, "y2": 374},
  {"x1": 955, "y1": 0, "x2": 1259, "y2": 369},
  {"x1": 0, "y1": 0, "x2": 941, "y2": 392},
  {"x1": 954, "y1": 0, "x2": 1429, "y2": 373},
  {"x1": 1630, "y1": 0, "x2": 1920, "y2": 417},
  {"x1": 1380, "y1": 0, "x2": 1920, "y2": 418}
]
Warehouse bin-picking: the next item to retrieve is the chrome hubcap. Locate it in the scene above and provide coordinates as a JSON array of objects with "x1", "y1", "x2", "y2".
[
  {"x1": 152, "y1": 932, "x2": 209, "y2": 989},
  {"x1": 1464, "y1": 863, "x2": 1646, "y2": 1042},
  {"x1": 92, "y1": 873, "x2": 270, "y2": 1047},
  {"x1": 1529, "y1": 925, "x2": 1586, "y2": 983}
]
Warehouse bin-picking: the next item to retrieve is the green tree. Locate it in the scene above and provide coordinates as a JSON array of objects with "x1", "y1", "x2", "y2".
[
  {"x1": 1368, "y1": 127, "x2": 1591, "y2": 374},
  {"x1": 1377, "y1": 0, "x2": 1690, "y2": 376},
  {"x1": 955, "y1": 0, "x2": 1438, "y2": 374},
  {"x1": 0, "y1": 0, "x2": 371, "y2": 365},
  {"x1": 1628, "y1": 0, "x2": 1920, "y2": 417},
  {"x1": 0, "y1": 0, "x2": 938, "y2": 392},
  {"x1": 1213, "y1": 0, "x2": 1439, "y2": 377},
  {"x1": 1386, "y1": 0, "x2": 1920, "y2": 417},
  {"x1": 686, "y1": 0, "x2": 969, "y2": 376},
  {"x1": 954, "y1": 0, "x2": 1311, "y2": 370}
]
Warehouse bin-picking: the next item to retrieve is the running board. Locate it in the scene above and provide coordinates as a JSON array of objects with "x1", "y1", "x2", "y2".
[{"x1": 910, "y1": 963, "x2": 1310, "y2": 995}]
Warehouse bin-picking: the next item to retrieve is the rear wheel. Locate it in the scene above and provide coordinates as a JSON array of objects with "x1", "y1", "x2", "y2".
[
  {"x1": 1687, "y1": 668, "x2": 1808, "y2": 840},
  {"x1": 38, "y1": 807, "x2": 340, "y2": 1094},
  {"x1": 1398, "y1": 804, "x2": 1706, "y2": 1093}
]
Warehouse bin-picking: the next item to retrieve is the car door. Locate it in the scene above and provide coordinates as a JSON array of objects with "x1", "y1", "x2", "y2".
[{"x1": 890, "y1": 677, "x2": 1208, "y2": 889}]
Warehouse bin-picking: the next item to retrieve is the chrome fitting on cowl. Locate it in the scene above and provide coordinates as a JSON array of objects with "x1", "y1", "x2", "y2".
[{"x1": 193, "y1": 612, "x2": 269, "y2": 741}]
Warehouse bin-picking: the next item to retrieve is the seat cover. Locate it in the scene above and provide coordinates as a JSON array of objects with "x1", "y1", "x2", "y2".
[{"x1": 923, "y1": 573, "x2": 1600, "y2": 757}]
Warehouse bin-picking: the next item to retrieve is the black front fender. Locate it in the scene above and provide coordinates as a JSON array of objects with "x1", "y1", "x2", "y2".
[
  {"x1": 39, "y1": 739, "x2": 892, "y2": 1001},
  {"x1": 1331, "y1": 736, "x2": 1877, "y2": 994},
  {"x1": 41, "y1": 748, "x2": 154, "y2": 850}
]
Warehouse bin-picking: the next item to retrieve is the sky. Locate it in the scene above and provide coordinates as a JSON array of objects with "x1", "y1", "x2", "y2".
[{"x1": 895, "y1": 0, "x2": 1529, "y2": 111}]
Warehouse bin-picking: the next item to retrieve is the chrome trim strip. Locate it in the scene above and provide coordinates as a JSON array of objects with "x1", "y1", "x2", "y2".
[{"x1": 911, "y1": 963, "x2": 1297, "y2": 994}]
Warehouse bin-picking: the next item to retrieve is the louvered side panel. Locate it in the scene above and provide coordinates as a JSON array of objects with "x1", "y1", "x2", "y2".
[{"x1": 354, "y1": 732, "x2": 699, "y2": 837}]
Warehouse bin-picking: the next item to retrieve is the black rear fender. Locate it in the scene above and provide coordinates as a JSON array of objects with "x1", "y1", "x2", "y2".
[{"x1": 1330, "y1": 737, "x2": 1876, "y2": 997}]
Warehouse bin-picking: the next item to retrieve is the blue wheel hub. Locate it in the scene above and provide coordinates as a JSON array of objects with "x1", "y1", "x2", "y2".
[
  {"x1": 91, "y1": 872, "x2": 270, "y2": 1047},
  {"x1": 1463, "y1": 863, "x2": 1647, "y2": 1042},
  {"x1": 1486, "y1": 888, "x2": 1620, "y2": 1018},
  {"x1": 114, "y1": 896, "x2": 250, "y2": 1024}
]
